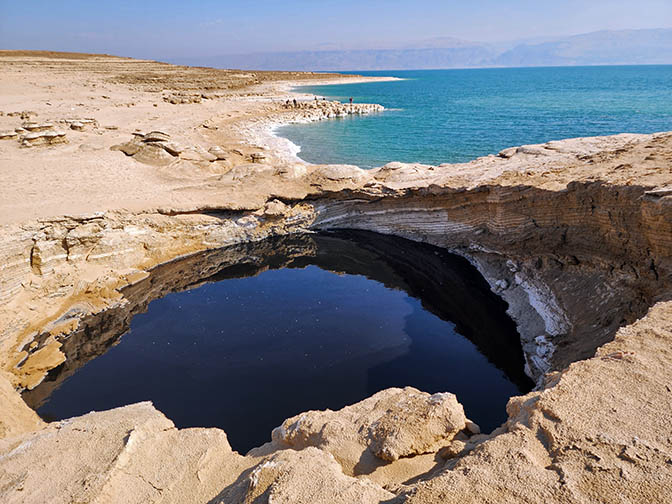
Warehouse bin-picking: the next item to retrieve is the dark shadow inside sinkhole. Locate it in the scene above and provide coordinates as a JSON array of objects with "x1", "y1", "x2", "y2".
[{"x1": 24, "y1": 231, "x2": 534, "y2": 454}]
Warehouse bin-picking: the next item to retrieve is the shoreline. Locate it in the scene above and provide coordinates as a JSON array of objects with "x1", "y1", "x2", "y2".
[{"x1": 237, "y1": 75, "x2": 398, "y2": 166}]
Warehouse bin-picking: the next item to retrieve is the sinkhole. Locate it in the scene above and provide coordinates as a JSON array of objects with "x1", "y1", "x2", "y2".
[{"x1": 23, "y1": 231, "x2": 534, "y2": 454}]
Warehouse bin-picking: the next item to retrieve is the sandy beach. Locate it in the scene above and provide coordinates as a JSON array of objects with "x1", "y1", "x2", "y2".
[{"x1": 0, "y1": 51, "x2": 394, "y2": 224}]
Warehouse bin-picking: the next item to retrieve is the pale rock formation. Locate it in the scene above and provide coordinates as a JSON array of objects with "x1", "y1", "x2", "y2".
[
  {"x1": 0, "y1": 371, "x2": 44, "y2": 439},
  {"x1": 311, "y1": 163, "x2": 372, "y2": 184},
  {"x1": 270, "y1": 387, "x2": 469, "y2": 472},
  {"x1": 368, "y1": 391, "x2": 466, "y2": 461},
  {"x1": 163, "y1": 92, "x2": 202, "y2": 104},
  {"x1": 21, "y1": 122, "x2": 53, "y2": 132},
  {"x1": 208, "y1": 145, "x2": 227, "y2": 160},
  {"x1": 20, "y1": 129, "x2": 67, "y2": 147},
  {"x1": 214, "y1": 447, "x2": 394, "y2": 504},
  {"x1": 132, "y1": 142, "x2": 175, "y2": 166},
  {"x1": 0, "y1": 402, "x2": 250, "y2": 504},
  {"x1": 0, "y1": 131, "x2": 17, "y2": 140}
]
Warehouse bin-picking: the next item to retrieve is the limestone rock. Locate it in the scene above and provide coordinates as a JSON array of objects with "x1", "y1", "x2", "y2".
[
  {"x1": 498, "y1": 146, "x2": 518, "y2": 158},
  {"x1": 20, "y1": 130, "x2": 67, "y2": 147},
  {"x1": 22, "y1": 122, "x2": 53, "y2": 132},
  {"x1": 0, "y1": 131, "x2": 18, "y2": 140},
  {"x1": 263, "y1": 199, "x2": 288, "y2": 217},
  {"x1": 0, "y1": 371, "x2": 44, "y2": 438},
  {"x1": 373, "y1": 162, "x2": 433, "y2": 183},
  {"x1": 110, "y1": 139, "x2": 142, "y2": 156},
  {"x1": 465, "y1": 420, "x2": 481, "y2": 434},
  {"x1": 132, "y1": 143, "x2": 175, "y2": 166},
  {"x1": 270, "y1": 387, "x2": 466, "y2": 472},
  {"x1": 368, "y1": 391, "x2": 466, "y2": 461},
  {"x1": 143, "y1": 131, "x2": 170, "y2": 143},
  {"x1": 219, "y1": 163, "x2": 274, "y2": 181},
  {"x1": 278, "y1": 163, "x2": 308, "y2": 179},
  {"x1": 250, "y1": 152, "x2": 266, "y2": 163},
  {"x1": 69, "y1": 121, "x2": 84, "y2": 131},
  {"x1": 311, "y1": 164, "x2": 370, "y2": 183},
  {"x1": 208, "y1": 146, "x2": 227, "y2": 160},
  {"x1": 0, "y1": 402, "x2": 248, "y2": 504},
  {"x1": 161, "y1": 141, "x2": 185, "y2": 156},
  {"x1": 438, "y1": 440, "x2": 467, "y2": 459},
  {"x1": 180, "y1": 147, "x2": 217, "y2": 162},
  {"x1": 215, "y1": 447, "x2": 394, "y2": 504},
  {"x1": 163, "y1": 93, "x2": 202, "y2": 105}
]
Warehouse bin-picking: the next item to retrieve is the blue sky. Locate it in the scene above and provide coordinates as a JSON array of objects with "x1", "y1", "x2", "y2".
[{"x1": 1, "y1": 0, "x2": 671, "y2": 59}]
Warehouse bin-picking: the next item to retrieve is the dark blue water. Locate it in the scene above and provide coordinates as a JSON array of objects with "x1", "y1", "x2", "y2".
[
  {"x1": 278, "y1": 66, "x2": 672, "y2": 168},
  {"x1": 30, "y1": 233, "x2": 532, "y2": 454}
]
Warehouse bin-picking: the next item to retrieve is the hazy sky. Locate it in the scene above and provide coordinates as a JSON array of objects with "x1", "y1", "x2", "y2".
[{"x1": 1, "y1": 0, "x2": 671, "y2": 59}]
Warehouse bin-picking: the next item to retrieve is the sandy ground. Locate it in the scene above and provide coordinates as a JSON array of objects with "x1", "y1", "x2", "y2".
[{"x1": 0, "y1": 52, "x2": 393, "y2": 224}]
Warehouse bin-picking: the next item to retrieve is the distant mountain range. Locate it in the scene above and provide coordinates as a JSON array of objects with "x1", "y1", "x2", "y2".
[{"x1": 171, "y1": 28, "x2": 672, "y2": 71}]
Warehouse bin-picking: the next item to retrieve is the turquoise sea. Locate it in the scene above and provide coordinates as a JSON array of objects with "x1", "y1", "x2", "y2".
[{"x1": 277, "y1": 66, "x2": 672, "y2": 169}]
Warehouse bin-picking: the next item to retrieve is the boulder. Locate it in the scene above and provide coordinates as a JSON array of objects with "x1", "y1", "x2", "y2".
[
  {"x1": 271, "y1": 387, "x2": 467, "y2": 473},
  {"x1": 132, "y1": 143, "x2": 175, "y2": 166},
  {"x1": 0, "y1": 402, "x2": 246, "y2": 504},
  {"x1": 42, "y1": 130, "x2": 67, "y2": 144},
  {"x1": 20, "y1": 130, "x2": 67, "y2": 147},
  {"x1": 110, "y1": 140, "x2": 142, "y2": 156},
  {"x1": 498, "y1": 147, "x2": 518, "y2": 158},
  {"x1": 368, "y1": 391, "x2": 466, "y2": 461}
]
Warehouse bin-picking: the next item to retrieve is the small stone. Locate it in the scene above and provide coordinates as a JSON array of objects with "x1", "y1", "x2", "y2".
[
  {"x1": 439, "y1": 440, "x2": 467, "y2": 459},
  {"x1": 250, "y1": 152, "x2": 266, "y2": 163},
  {"x1": 465, "y1": 420, "x2": 481, "y2": 435},
  {"x1": 498, "y1": 147, "x2": 517, "y2": 158},
  {"x1": 22, "y1": 122, "x2": 54, "y2": 132},
  {"x1": 495, "y1": 279, "x2": 509, "y2": 290},
  {"x1": 161, "y1": 142, "x2": 184, "y2": 156},
  {"x1": 143, "y1": 131, "x2": 170, "y2": 143},
  {"x1": 70, "y1": 122, "x2": 85, "y2": 131},
  {"x1": 0, "y1": 131, "x2": 18, "y2": 140},
  {"x1": 263, "y1": 199, "x2": 288, "y2": 217},
  {"x1": 208, "y1": 146, "x2": 227, "y2": 160}
]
